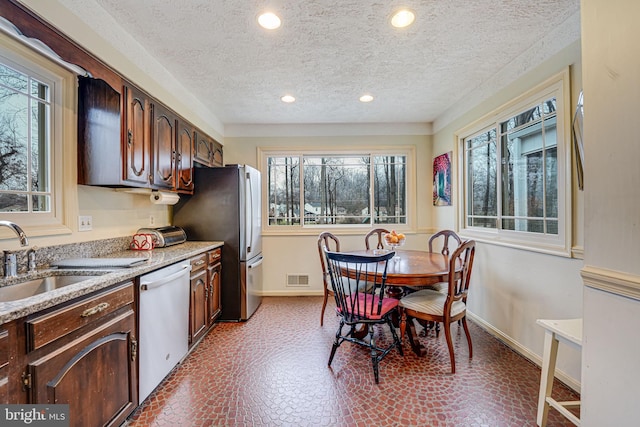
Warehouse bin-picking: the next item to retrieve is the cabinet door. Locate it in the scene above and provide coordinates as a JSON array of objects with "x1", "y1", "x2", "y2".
[
  {"x1": 152, "y1": 103, "x2": 176, "y2": 189},
  {"x1": 193, "y1": 131, "x2": 213, "y2": 166},
  {"x1": 123, "y1": 84, "x2": 151, "y2": 186},
  {"x1": 207, "y1": 263, "x2": 221, "y2": 325},
  {"x1": 189, "y1": 269, "x2": 207, "y2": 346},
  {"x1": 0, "y1": 329, "x2": 7, "y2": 404},
  {"x1": 211, "y1": 139, "x2": 223, "y2": 167},
  {"x1": 176, "y1": 120, "x2": 194, "y2": 193},
  {"x1": 77, "y1": 76, "x2": 123, "y2": 186},
  {"x1": 28, "y1": 310, "x2": 137, "y2": 427}
]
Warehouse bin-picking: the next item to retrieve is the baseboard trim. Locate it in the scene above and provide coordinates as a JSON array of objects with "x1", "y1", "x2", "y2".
[
  {"x1": 581, "y1": 265, "x2": 640, "y2": 301},
  {"x1": 467, "y1": 311, "x2": 581, "y2": 393}
]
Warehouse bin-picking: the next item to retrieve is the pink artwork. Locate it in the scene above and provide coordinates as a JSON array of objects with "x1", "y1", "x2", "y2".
[{"x1": 433, "y1": 152, "x2": 452, "y2": 206}]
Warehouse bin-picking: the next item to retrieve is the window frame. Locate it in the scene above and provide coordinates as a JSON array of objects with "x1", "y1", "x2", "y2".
[
  {"x1": 259, "y1": 145, "x2": 416, "y2": 235},
  {"x1": 0, "y1": 33, "x2": 76, "y2": 240},
  {"x1": 456, "y1": 69, "x2": 572, "y2": 256}
]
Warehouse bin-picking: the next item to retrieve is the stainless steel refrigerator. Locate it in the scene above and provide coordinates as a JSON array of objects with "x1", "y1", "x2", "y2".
[{"x1": 173, "y1": 165, "x2": 263, "y2": 321}]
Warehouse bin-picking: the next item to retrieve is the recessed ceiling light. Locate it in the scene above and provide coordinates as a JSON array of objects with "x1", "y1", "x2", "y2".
[
  {"x1": 359, "y1": 94, "x2": 374, "y2": 103},
  {"x1": 391, "y1": 9, "x2": 415, "y2": 28},
  {"x1": 258, "y1": 12, "x2": 281, "y2": 30},
  {"x1": 281, "y1": 95, "x2": 295, "y2": 103}
]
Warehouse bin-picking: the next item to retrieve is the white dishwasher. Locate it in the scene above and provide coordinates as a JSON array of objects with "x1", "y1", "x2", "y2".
[{"x1": 138, "y1": 260, "x2": 191, "y2": 402}]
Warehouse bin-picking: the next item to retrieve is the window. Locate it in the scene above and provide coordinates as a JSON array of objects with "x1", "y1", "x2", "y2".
[
  {"x1": 0, "y1": 61, "x2": 51, "y2": 213},
  {"x1": 0, "y1": 33, "x2": 76, "y2": 237},
  {"x1": 458, "y1": 71, "x2": 571, "y2": 255},
  {"x1": 263, "y1": 148, "x2": 412, "y2": 229}
]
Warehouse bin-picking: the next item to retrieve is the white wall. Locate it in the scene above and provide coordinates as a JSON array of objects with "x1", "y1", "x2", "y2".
[
  {"x1": 431, "y1": 41, "x2": 585, "y2": 388},
  {"x1": 581, "y1": 0, "x2": 640, "y2": 424}
]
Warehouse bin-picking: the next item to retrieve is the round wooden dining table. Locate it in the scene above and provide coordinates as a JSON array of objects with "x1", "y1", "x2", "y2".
[
  {"x1": 345, "y1": 249, "x2": 461, "y2": 356},
  {"x1": 348, "y1": 249, "x2": 452, "y2": 285}
]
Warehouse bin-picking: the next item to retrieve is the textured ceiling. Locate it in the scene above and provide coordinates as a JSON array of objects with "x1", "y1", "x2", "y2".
[{"x1": 59, "y1": 0, "x2": 580, "y2": 126}]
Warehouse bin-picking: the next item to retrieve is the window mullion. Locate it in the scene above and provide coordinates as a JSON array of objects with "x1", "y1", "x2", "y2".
[
  {"x1": 26, "y1": 77, "x2": 33, "y2": 212},
  {"x1": 541, "y1": 107, "x2": 547, "y2": 234},
  {"x1": 496, "y1": 123, "x2": 503, "y2": 231},
  {"x1": 298, "y1": 154, "x2": 304, "y2": 227},
  {"x1": 369, "y1": 154, "x2": 374, "y2": 226}
]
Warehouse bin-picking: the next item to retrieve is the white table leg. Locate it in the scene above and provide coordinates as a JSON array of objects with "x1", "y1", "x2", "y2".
[{"x1": 537, "y1": 330, "x2": 559, "y2": 427}]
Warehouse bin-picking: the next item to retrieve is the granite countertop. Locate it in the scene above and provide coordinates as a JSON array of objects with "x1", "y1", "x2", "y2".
[{"x1": 0, "y1": 241, "x2": 223, "y2": 324}]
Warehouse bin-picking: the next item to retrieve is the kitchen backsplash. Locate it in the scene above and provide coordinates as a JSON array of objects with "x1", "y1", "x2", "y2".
[{"x1": 3, "y1": 236, "x2": 132, "y2": 276}]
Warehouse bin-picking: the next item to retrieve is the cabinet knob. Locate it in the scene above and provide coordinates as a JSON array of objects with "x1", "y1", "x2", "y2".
[{"x1": 127, "y1": 129, "x2": 133, "y2": 146}]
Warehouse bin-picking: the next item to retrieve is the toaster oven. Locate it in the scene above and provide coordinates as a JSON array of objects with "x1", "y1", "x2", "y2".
[{"x1": 135, "y1": 226, "x2": 187, "y2": 247}]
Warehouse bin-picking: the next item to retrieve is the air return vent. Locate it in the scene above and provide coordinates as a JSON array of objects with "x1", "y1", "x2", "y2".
[{"x1": 286, "y1": 274, "x2": 310, "y2": 287}]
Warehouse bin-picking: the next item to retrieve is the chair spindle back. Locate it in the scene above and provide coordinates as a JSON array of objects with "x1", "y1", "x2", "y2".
[{"x1": 324, "y1": 249, "x2": 395, "y2": 324}]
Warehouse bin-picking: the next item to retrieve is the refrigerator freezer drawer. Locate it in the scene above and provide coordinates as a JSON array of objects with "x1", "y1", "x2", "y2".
[{"x1": 240, "y1": 254, "x2": 263, "y2": 320}]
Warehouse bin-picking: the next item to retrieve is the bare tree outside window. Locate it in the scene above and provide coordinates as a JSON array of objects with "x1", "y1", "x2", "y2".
[
  {"x1": 267, "y1": 153, "x2": 407, "y2": 227},
  {"x1": 0, "y1": 61, "x2": 50, "y2": 213},
  {"x1": 465, "y1": 97, "x2": 558, "y2": 235}
]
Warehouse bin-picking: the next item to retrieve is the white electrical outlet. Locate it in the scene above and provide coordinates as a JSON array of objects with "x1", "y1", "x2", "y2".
[
  {"x1": 149, "y1": 214, "x2": 155, "y2": 226},
  {"x1": 78, "y1": 215, "x2": 93, "y2": 231}
]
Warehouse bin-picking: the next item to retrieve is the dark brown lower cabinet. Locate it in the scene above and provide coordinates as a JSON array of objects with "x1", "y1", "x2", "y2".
[
  {"x1": 28, "y1": 310, "x2": 136, "y2": 427},
  {"x1": 189, "y1": 265, "x2": 208, "y2": 346},
  {"x1": 0, "y1": 249, "x2": 221, "y2": 422},
  {"x1": 15, "y1": 281, "x2": 138, "y2": 427},
  {"x1": 190, "y1": 247, "x2": 223, "y2": 348},
  {"x1": 207, "y1": 262, "x2": 221, "y2": 325},
  {"x1": 0, "y1": 329, "x2": 8, "y2": 404}
]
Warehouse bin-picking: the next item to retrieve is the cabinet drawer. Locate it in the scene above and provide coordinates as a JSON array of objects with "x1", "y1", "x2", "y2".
[
  {"x1": 208, "y1": 248, "x2": 222, "y2": 265},
  {"x1": 191, "y1": 253, "x2": 208, "y2": 272},
  {"x1": 26, "y1": 281, "x2": 134, "y2": 352}
]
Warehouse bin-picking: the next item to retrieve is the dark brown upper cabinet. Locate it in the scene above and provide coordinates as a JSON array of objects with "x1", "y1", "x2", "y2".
[
  {"x1": 176, "y1": 120, "x2": 195, "y2": 193},
  {"x1": 212, "y1": 139, "x2": 224, "y2": 167},
  {"x1": 194, "y1": 130, "x2": 223, "y2": 168},
  {"x1": 124, "y1": 83, "x2": 152, "y2": 187},
  {"x1": 79, "y1": 77, "x2": 200, "y2": 193},
  {"x1": 151, "y1": 102, "x2": 176, "y2": 190},
  {"x1": 78, "y1": 77, "x2": 219, "y2": 193},
  {"x1": 77, "y1": 76, "x2": 124, "y2": 187}
]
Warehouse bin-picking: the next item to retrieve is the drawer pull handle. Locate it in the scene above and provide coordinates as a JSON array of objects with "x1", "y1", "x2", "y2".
[
  {"x1": 81, "y1": 302, "x2": 110, "y2": 318},
  {"x1": 194, "y1": 260, "x2": 206, "y2": 266}
]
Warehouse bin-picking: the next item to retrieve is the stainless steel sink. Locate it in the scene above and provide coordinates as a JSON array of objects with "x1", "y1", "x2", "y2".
[{"x1": 0, "y1": 275, "x2": 98, "y2": 302}]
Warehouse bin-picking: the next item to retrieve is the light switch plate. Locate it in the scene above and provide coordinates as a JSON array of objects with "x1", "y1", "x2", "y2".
[{"x1": 78, "y1": 215, "x2": 93, "y2": 231}]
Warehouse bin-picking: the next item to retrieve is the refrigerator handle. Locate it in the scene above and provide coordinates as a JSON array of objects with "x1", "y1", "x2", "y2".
[
  {"x1": 248, "y1": 256, "x2": 263, "y2": 269},
  {"x1": 246, "y1": 171, "x2": 253, "y2": 254}
]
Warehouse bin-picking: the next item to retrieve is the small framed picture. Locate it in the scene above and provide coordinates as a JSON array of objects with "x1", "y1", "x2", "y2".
[{"x1": 433, "y1": 151, "x2": 452, "y2": 206}]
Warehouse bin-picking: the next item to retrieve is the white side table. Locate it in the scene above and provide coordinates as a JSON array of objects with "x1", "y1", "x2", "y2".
[{"x1": 536, "y1": 318, "x2": 582, "y2": 426}]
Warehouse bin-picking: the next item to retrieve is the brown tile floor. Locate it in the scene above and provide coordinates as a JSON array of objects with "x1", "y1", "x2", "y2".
[{"x1": 126, "y1": 296, "x2": 579, "y2": 427}]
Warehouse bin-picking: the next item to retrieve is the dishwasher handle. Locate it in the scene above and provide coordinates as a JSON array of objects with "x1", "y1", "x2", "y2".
[{"x1": 140, "y1": 264, "x2": 192, "y2": 291}]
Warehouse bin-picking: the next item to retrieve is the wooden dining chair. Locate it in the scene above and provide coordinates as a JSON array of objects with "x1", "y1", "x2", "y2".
[
  {"x1": 317, "y1": 231, "x2": 340, "y2": 326},
  {"x1": 364, "y1": 228, "x2": 390, "y2": 250},
  {"x1": 423, "y1": 229, "x2": 464, "y2": 294},
  {"x1": 429, "y1": 229, "x2": 462, "y2": 256},
  {"x1": 324, "y1": 248, "x2": 402, "y2": 383},
  {"x1": 399, "y1": 239, "x2": 475, "y2": 373}
]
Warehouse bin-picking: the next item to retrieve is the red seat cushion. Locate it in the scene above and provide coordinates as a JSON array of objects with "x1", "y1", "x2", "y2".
[{"x1": 340, "y1": 294, "x2": 399, "y2": 320}]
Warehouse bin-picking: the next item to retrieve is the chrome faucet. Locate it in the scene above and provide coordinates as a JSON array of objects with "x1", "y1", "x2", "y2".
[{"x1": 1, "y1": 221, "x2": 29, "y2": 277}]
